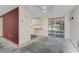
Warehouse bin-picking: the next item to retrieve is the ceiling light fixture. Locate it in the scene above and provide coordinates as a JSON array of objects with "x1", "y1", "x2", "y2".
[{"x1": 42, "y1": 6, "x2": 47, "y2": 9}]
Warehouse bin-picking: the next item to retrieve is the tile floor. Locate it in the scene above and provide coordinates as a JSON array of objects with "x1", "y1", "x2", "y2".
[{"x1": 0, "y1": 36, "x2": 78, "y2": 53}]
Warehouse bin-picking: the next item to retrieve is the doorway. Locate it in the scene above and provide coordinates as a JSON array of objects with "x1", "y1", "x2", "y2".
[{"x1": 48, "y1": 17, "x2": 64, "y2": 38}]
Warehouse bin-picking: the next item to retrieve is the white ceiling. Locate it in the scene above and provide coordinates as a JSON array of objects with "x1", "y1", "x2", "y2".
[
  {"x1": 27, "y1": 5, "x2": 76, "y2": 17},
  {"x1": 0, "y1": 5, "x2": 76, "y2": 17},
  {"x1": 0, "y1": 5, "x2": 17, "y2": 16}
]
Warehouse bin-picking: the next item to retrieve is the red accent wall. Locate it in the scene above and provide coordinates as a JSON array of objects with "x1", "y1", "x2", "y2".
[{"x1": 3, "y1": 7, "x2": 19, "y2": 44}]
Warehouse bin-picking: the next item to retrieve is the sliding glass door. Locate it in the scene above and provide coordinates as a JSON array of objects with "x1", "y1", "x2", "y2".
[{"x1": 48, "y1": 18, "x2": 64, "y2": 38}]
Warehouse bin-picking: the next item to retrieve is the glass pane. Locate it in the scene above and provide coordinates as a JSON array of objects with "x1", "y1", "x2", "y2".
[
  {"x1": 48, "y1": 18, "x2": 64, "y2": 38},
  {"x1": 48, "y1": 19, "x2": 56, "y2": 37},
  {"x1": 56, "y1": 20, "x2": 64, "y2": 38}
]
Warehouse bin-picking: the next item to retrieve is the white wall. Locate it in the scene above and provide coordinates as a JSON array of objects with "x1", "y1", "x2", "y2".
[
  {"x1": 70, "y1": 6, "x2": 79, "y2": 50},
  {"x1": 31, "y1": 17, "x2": 48, "y2": 37},
  {"x1": 0, "y1": 17, "x2": 3, "y2": 37},
  {"x1": 19, "y1": 6, "x2": 31, "y2": 46},
  {"x1": 64, "y1": 15, "x2": 70, "y2": 40},
  {"x1": 31, "y1": 18, "x2": 42, "y2": 35},
  {"x1": 40, "y1": 17, "x2": 48, "y2": 37}
]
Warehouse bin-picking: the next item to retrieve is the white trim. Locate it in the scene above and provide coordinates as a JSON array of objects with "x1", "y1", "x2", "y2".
[
  {"x1": 69, "y1": 39, "x2": 79, "y2": 52},
  {"x1": 3, "y1": 38, "x2": 18, "y2": 48}
]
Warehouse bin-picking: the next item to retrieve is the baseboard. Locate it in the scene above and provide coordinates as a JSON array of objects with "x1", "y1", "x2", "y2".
[
  {"x1": 0, "y1": 36, "x2": 3, "y2": 38},
  {"x1": 69, "y1": 39, "x2": 79, "y2": 52},
  {"x1": 3, "y1": 38, "x2": 18, "y2": 48},
  {"x1": 19, "y1": 39, "x2": 32, "y2": 48}
]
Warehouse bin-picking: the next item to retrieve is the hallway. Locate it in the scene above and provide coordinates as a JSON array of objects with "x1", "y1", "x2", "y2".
[{"x1": 0, "y1": 5, "x2": 78, "y2": 53}]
